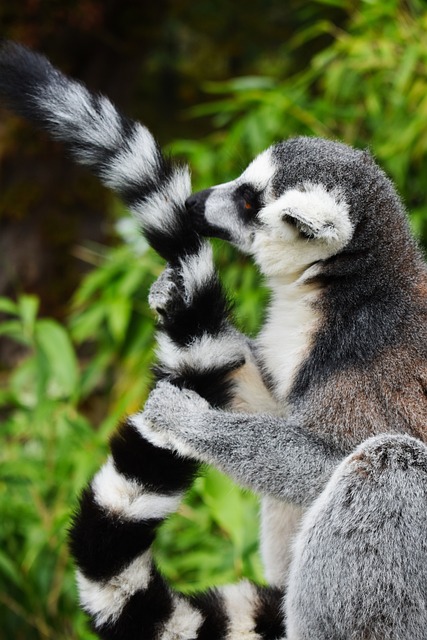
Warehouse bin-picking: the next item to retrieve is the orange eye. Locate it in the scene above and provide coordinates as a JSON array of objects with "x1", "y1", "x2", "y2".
[{"x1": 244, "y1": 201, "x2": 252, "y2": 210}]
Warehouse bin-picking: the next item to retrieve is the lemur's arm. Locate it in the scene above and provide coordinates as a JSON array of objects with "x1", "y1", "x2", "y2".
[{"x1": 143, "y1": 381, "x2": 343, "y2": 506}]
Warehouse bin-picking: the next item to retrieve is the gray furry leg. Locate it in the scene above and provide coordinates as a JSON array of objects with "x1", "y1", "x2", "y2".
[{"x1": 286, "y1": 434, "x2": 427, "y2": 640}]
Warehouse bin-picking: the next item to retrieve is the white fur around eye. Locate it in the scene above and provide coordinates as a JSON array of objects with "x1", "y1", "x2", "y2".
[{"x1": 240, "y1": 148, "x2": 276, "y2": 191}]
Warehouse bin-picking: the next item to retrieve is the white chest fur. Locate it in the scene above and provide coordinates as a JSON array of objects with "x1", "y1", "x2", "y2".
[
  {"x1": 257, "y1": 277, "x2": 321, "y2": 403},
  {"x1": 254, "y1": 277, "x2": 321, "y2": 585}
]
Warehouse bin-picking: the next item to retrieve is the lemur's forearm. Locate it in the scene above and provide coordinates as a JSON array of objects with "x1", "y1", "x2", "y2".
[
  {"x1": 143, "y1": 383, "x2": 344, "y2": 505},
  {"x1": 186, "y1": 410, "x2": 342, "y2": 504}
]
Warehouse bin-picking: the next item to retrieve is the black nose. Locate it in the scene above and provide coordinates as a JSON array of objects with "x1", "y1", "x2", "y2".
[
  {"x1": 185, "y1": 188, "x2": 212, "y2": 215},
  {"x1": 185, "y1": 193, "x2": 198, "y2": 212},
  {"x1": 185, "y1": 188, "x2": 223, "y2": 238}
]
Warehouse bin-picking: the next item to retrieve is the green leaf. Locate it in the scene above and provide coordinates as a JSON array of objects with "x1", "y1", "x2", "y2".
[
  {"x1": 34, "y1": 319, "x2": 80, "y2": 400},
  {"x1": 18, "y1": 295, "x2": 39, "y2": 336},
  {"x1": 0, "y1": 296, "x2": 19, "y2": 315},
  {"x1": 9, "y1": 356, "x2": 40, "y2": 407},
  {"x1": 202, "y1": 469, "x2": 249, "y2": 552},
  {"x1": 106, "y1": 297, "x2": 132, "y2": 343},
  {"x1": 70, "y1": 304, "x2": 106, "y2": 343},
  {"x1": 0, "y1": 320, "x2": 28, "y2": 344},
  {"x1": 0, "y1": 549, "x2": 25, "y2": 589}
]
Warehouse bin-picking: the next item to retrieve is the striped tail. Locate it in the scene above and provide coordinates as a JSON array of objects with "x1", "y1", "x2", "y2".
[
  {"x1": 69, "y1": 416, "x2": 285, "y2": 640},
  {"x1": 0, "y1": 42, "x2": 250, "y2": 401},
  {"x1": 150, "y1": 242, "x2": 250, "y2": 408},
  {"x1": 68, "y1": 240, "x2": 264, "y2": 638},
  {"x1": 0, "y1": 41, "x2": 282, "y2": 638},
  {"x1": 0, "y1": 40, "x2": 197, "y2": 263}
]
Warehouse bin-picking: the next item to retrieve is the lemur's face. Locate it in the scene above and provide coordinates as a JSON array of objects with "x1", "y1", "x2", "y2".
[{"x1": 186, "y1": 137, "x2": 363, "y2": 278}]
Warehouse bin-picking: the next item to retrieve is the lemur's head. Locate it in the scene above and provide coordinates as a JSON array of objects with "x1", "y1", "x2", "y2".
[{"x1": 186, "y1": 137, "x2": 397, "y2": 278}]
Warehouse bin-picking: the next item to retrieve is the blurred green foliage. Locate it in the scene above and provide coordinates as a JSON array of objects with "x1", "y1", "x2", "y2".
[
  {"x1": 0, "y1": 295, "x2": 101, "y2": 639},
  {"x1": 2, "y1": 1, "x2": 427, "y2": 638}
]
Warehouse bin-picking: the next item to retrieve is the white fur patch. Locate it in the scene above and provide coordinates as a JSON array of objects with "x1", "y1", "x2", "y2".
[
  {"x1": 260, "y1": 497, "x2": 304, "y2": 587},
  {"x1": 254, "y1": 182, "x2": 352, "y2": 277},
  {"x1": 77, "y1": 551, "x2": 152, "y2": 626},
  {"x1": 222, "y1": 581, "x2": 260, "y2": 640},
  {"x1": 39, "y1": 82, "x2": 122, "y2": 163},
  {"x1": 103, "y1": 124, "x2": 158, "y2": 190},
  {"x1": 204, "y1": 181, "x2": 252, "y2": 250},
  {"x1": 160, "y1": 597, "x2": 204, "y2": 640},
  {"x1": 179, "y1": 244, "x2": 215, "y2": 304},
  {"x1": 132, "y1": 167, "x2": 191, "y2": 231},
  {"x1": 156, "y1": 330, "x2": 248, "y2": 374},
  {"x1": 229, "y1": 358, "x2": 281, "y2": 415},
  {"x1": 257, "y1": 277, "x2": 321, "y2": 400},
  {"x1": 262, "y1": 182, "x2": 351, "y2": 239},
  {"x1": 92, "y1": 457, "x2": 182, "y2": 520},
  {"x1": 240, "y1": 148, "x2": 276, "y2": 193}
]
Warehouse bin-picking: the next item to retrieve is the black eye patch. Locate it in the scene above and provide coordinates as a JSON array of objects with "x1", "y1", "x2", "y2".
[{"x1": 235, "y1": 183, "x2": 262, "y2": 222}]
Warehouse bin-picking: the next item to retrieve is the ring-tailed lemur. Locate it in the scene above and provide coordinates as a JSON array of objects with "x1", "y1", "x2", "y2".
[{"x1": 2, "y1": 41, "x2": 427, "y2": 639}]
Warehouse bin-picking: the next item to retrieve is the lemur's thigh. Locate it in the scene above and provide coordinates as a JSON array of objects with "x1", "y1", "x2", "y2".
[{"x1": 285, "y1": 434, "x2": 427, "y2": 640}]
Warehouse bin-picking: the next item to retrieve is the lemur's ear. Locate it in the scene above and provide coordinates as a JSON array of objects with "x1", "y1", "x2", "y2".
[
  {"x1": 361, "y1": 148, "x2": 375, "y2": 165},
  {"x1": 261, "y1": 183, "x2": 352, "y2": 244},
  {"x1": 281, "y1": 207, "x2": 339, "y2": 241}
]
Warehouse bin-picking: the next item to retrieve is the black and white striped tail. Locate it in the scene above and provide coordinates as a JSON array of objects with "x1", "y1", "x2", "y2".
[
  {"x1": 151, "y1": 242, "x2": 249, "y2": 407},
  {"x1": 67, "y1": 241, "x2": 258, "y2": 637},
  {"x1": 0, "y1": 42, "x2": 244, "y2": 372},
  {"x1": 69, "y1": 417, "x2": 285, "y2": 640},
  {"x1": 0, "y1": 40, "x2": 280, "y2": 637},
  {"x1": 68, "y1": 244, "x2": 263, "y2": 638},
  {"x1": 0, "y1": 43, "x2": 244, "y2": 369},
  {"x1": 0, "y1": 40, "x2": 198, "y2": 263}
]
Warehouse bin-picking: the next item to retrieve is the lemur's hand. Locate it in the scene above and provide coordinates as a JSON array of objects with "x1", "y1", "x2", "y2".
[
  {"x1": 148, "y1": 266, "x2": 186, "y2": 319},
  {"x1": 138, "y1": 381, "x2": 211, "y2": 458},
  {"x1": 149, "y1": 244, "x2": 216, "y2": 321}
]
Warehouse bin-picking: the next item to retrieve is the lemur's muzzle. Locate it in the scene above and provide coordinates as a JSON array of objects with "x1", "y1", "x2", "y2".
[
  {"x1": 185, "y1": 189, "x2": 211, "y2": 219},
  {"x1": 186, "y1": 189, "x2": 232, "y2": 241}
]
